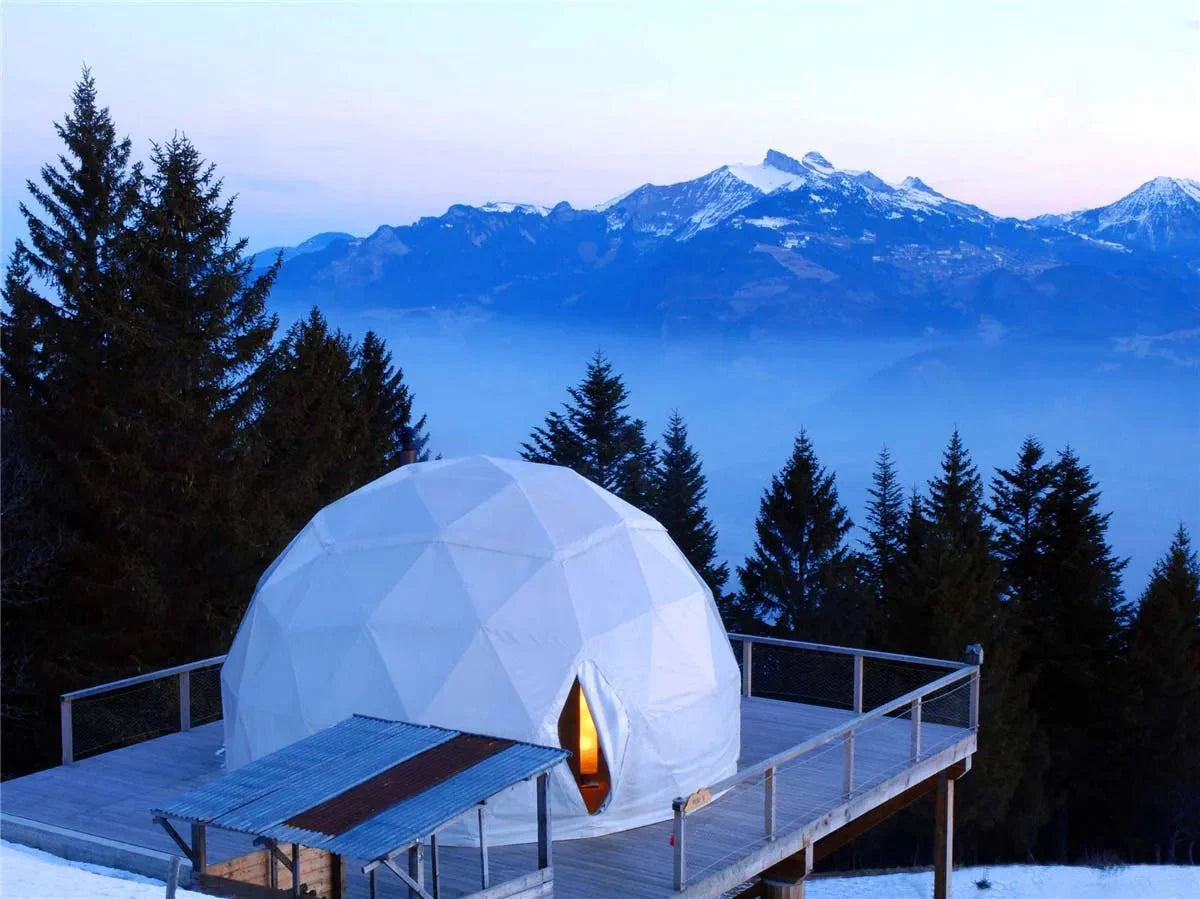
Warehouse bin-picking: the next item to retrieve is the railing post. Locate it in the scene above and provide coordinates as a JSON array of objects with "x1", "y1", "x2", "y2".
[
  {"x1": 842, "y1": 729, "x2": 855, "y2": 797},
  {"x1": 910, "y1": 696, "x2": 923, "y2": 762},
  {"x1": 60, "y1": 699, "x2": 74, "y2": 766},
  {"x1": 672, "y1": 798, "x2": 686, "y2": 891},
  {"x1": 852, "y1": 653, "x2": 864, "y2": 713},
  {"x1": 764, "y1": 765, "x2": 777, "y2": 841},
  {"x1": 965, "y1": 644, "x2": 984, "y2": 731},
  {"x1": 179, "y1": 670, "x2": 191, "y2": 732},
  {"x1": 742, "y1": 638, "x2": 753, "y2": 697}
]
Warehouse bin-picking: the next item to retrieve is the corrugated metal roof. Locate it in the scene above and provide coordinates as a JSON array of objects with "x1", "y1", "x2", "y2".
[{"x1": 151, "y1": 715, "x2": 567, "y2": 863}]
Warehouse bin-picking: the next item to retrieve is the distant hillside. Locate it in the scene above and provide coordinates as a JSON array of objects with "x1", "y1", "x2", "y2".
[{"x1": 256, "y1": 151, "x2": 1200, "y2": 337}]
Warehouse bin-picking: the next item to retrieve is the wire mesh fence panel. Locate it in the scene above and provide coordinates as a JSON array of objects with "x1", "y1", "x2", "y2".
[
  {"x1": 862, "y1": 658, "x2": 949, "y2": 714},
  {"x1": 71, "y1": 677, "x2": 181, "y2": 761},
  {"x1": 189, "y1": 664, "x2": 223, "y2": 726},
  {"x1": 750, "y1": 643, "x2": 854, "y2": 709}
]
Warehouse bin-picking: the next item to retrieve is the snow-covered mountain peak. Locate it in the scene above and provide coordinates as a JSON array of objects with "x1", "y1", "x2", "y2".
[
  {"x1": 801, "y1": 151, "x2": 834, "y2": 173},
  {"x1": 762, "y1": 149, "x2": 807, "y2": 175},
  {"x1": 479, "y1": 202, "x2": 551, "y2": 216}
]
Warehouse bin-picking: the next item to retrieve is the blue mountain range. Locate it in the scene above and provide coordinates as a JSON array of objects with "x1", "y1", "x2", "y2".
[{"x1": 254, "y1": 150, "x2": 1200, "y2": 337}]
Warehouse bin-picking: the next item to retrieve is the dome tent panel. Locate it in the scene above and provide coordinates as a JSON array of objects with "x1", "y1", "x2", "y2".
[{"x1": 221, "y1": 456, "x2": 740, "y2": 844}]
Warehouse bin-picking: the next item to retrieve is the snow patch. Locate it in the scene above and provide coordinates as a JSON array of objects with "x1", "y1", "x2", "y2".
[{"x1": 0, "y1": 841, "x2": 209, "y2": 899}]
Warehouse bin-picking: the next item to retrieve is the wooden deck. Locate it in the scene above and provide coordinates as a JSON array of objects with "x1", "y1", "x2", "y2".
[{"x1": 0, "y1": 697, "x2": 973, "y2": 898}]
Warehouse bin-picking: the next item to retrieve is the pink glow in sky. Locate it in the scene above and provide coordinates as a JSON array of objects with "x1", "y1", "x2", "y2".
[{"x1": 3, "y1": 1, "x2": 1198, "y2": 251}]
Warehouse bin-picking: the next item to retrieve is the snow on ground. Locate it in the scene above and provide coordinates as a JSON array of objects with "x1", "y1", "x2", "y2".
[
  {"x1": 0, "y1": 841, "x2": 207, "y2": 899},
  {"x1": 806, "y1": 864, "x2": 1200, "y2": 898},
  {"x1": 2, "y1": 841, "x2": 1197, "y2": 899}
]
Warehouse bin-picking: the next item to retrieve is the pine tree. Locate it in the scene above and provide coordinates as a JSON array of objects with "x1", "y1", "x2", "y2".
[
  {"x1": 987, "y1": 436, "x2": 1055, "y2": 854},
  {"x1": 892, "y1": 431, "x2": 1037, "y2": 850},
  {"x1": 862, "y1": 446, "x2": 904, "y2": 642},
  {"x1": 1028, "y1": 446, "x2": 1127, "y2": 859},
  {"x1": 650, "y1": 412, "x2": 728, "y2": 597},
  {"x1": 354, "y1": 330, "x2": 430, "y2": 480},
  {"x1": 249, "y1": 309, "x2": 367, "y2": 565},
  {"x1": 106, "y1": 134, "x2": 280, "y2": 641},
  {"x1": 991, "y1": 437, "x2": 1053, "y2": 605},
  {"x1": 1125, "y1": 526, "x2": 1200, "y2": 862},
  {"x1": 737, "y1": 431, "x2": 862, "y2": 642},
  {"x1": 0, "y1": 71, "x2": 143, "y2": 772},
  {"x1": 521, "y1": 352, "x2": 655, "y2": 508}
]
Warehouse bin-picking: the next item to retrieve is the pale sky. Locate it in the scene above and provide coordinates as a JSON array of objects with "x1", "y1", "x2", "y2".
[{"x1": 3, "y1": 0, "x2": 1198, "y2": 252}]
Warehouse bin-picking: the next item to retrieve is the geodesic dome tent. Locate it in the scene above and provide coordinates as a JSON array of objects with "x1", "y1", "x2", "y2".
[{"x1": 221, "y1": 455, "x2": 740, "y2": 844}]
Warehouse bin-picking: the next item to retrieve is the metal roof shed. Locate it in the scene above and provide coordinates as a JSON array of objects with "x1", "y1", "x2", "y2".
[{"x1": 151, "y1": 715, "x2": 568, "y2": 899}]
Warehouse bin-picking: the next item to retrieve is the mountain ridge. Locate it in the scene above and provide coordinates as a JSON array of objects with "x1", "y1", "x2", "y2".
[{"x1": 254, "y1": 151, "x2": 1200, "y2": 337}]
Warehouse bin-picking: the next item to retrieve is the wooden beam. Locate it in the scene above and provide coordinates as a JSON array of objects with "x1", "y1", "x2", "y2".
[
  {"x1": 935, "y1": 773, "x2": 954, "y2": 899},
  {"x1": 153, "y1": 817, "x2": 195, "y2": 866},
  {"x1": 291, "y1": 842, "x2": 301, "y2": 897},
  {"x1": 165, "y1": 856, "x2": 182, "y2": 899},
  {"x1": 191, "y1": 824, "x2": 206, "y2": 874},
  {"x1": 408, "y1": 843, "x2": 425, "y2": 899},
  {"x1": 459, "y1": 868, "x2": 552, "y2": 899},
  {"x1": 382, "y1": 857, "x2": 434, "y2": 899}
]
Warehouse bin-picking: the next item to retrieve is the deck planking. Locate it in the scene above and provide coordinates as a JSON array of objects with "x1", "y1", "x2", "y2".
[{"x1": 0, "y1": 698, "x2": 971, "y2": 898}]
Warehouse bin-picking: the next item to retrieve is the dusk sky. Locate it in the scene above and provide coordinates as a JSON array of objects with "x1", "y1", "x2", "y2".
[{"x1": 3, "y1": 0, "x2": 1198, "y2": 253}]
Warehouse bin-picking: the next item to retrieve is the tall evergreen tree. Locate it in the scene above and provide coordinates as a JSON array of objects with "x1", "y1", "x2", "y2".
[
  {"x1": 100, "y1": 133, "x2": 280, "y2": 641},
  {"x1": 0, "y1": 71, "x2": 142, "y2": 772},
  {"x1": 862, "y1": 446, "x2": 904, "y2": 642},
  {"x1": 891, "y1": 431, "x2": 1038, "y2": 853},
  {"x1": 1125, "y1": 526, "x2": 1200, "y2": 862},
  {"x1": 249, "y1": 308, "x2": 366, "y2": 567},
  {"x1": 650, "y1": 412, "x2": 728, "y2": 597},
  {"x1": 987, "y1": 436, "x2": 1055, "y2": 854},
  {"x1": 354, "y1": 329, "x2": 430, "y2": 480},
  {"x1": 991, "y1": 437, "x2": 1053, "y2": 605},
  {"x1": 1031, "y1": 447, "x2": 1127, "y2": 859},
  {"x1": 737, "y1": 431, "x2": 862, "y2": 642},
  {"x1": 521, "y1": 352, "x2": 655, "y2": 508}
]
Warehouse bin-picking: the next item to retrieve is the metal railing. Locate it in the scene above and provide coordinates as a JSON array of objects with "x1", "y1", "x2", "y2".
[
  {"x1": 60, "y1": 655, "x2": 226, "y2": 765},
  {"x1": 670, "y1": 635, "x2": 982, "y2": 890}
]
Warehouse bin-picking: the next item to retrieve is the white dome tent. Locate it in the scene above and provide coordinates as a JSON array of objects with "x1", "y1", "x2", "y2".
[{"x1": 221, "y1": 456, "x2": 740, "y2": 844}]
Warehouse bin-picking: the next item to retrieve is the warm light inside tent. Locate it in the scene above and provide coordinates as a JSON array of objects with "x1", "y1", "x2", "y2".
[{"x1": 578, "y1": 688, "x2": 599, "y2": 776}]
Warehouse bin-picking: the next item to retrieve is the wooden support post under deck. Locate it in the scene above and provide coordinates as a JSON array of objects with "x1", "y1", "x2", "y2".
[
  {"x1": 761, "y1": 844, "x2": 810, "y2": 899},
  {"x1": 934, "y1": 772, "x2": 954, "y2": 899},
  {"x1": 478, "y1": 804, "x2": 490, "y2": 889},
  {"x1": 536, "y1": 772, "x2": 552, "y2": 869}
]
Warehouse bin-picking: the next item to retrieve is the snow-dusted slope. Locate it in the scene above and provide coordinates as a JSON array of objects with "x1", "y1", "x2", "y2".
[
  {"x1": 598, "y1": 149, "x2": 993, "y2": 239},
  {"x1": 0, "y1": 841, "x2": 208, "y2": 899},
  {"x1": 807, "y1": 864, "x2": 1200, "y2": 898},
  {"x1": 1034, "y1": 177, "x2": 1200, "y2": 254}
]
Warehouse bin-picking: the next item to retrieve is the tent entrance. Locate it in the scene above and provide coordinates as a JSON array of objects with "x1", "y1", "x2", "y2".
[{"x1": 557, "y1": 678, "x2": 611, "y2": 814}]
